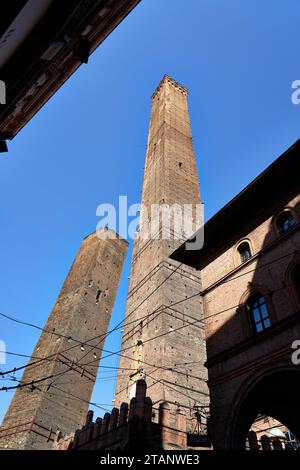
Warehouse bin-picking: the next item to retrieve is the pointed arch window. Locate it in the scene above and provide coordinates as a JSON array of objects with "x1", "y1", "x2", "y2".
[
  {"x1": 246, "y1": 293, "x2": 271, "y2": 333},
  {"x1": 276, "y1": 210, "x2": 296, "y2": 235}
]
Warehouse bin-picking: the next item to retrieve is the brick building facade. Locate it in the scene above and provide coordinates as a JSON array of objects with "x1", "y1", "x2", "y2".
[
  {"x1": 0, "y1": 0, "x2": 141, "y2": 151},
  {"x1": 172, "y1": 139, "x2": 300, "y2": 449}
]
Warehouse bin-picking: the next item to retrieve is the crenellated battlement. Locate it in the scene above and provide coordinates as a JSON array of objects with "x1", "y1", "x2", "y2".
[
  {"x1": 152, "y1": 74, "x2": 188, "y2": 100},
  {"x1": 54, "y1": 380, "x2": 209, "y2": 451}
]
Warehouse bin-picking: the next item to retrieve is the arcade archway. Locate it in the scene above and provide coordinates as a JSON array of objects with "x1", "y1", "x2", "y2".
[{"x1": 230, "y1": 369, "x2": 300, "y2": 449}]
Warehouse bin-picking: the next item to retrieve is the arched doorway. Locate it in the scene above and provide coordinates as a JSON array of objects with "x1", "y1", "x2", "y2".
[{"x1": 230, "y1": 369, "x2": 300, "y2": 449}]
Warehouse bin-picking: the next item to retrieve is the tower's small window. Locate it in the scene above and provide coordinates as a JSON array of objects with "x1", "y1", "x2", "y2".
[
  {"x1": 276, "y1": 211, "x2": 296, "y2": 235},
  {"x1": 238, "y1": 241, "x2": 252, "y2": 264},
  {"x1": 246, "y1": 293, "x2": 271, "y2": 333},
  {"x1": 96, "y1": 290, "x2": 102, "y2": 304}
]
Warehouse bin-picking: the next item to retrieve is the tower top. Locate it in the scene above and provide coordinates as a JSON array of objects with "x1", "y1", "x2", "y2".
[{"x1": 152, "y1": 74, "x2": 188, "y2": 100}]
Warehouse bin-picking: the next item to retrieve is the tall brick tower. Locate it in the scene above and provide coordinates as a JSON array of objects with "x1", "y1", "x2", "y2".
[
  {"x1": 0, "y1": 230, "x2": 128, "y2": 450},
  {"x1": 115, "y1": 76, "x2": 209, "y2": 428}
]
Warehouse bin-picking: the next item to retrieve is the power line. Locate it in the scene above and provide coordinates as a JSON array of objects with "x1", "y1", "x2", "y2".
[
  {"x1": 0, "y1": 249, "x2": 296, "y2": 400},
  {"x1": 82, "y1": 280, "x2": 289, "y2": 372},
  {"x1": 143, "y1": 373, "x2": 209, "y2": 420},
  {"x1": 76, "y1": 261, "x2": 184, "y2": 364},
  {"x1": 0, "y1": 311, "x2": 208, "y2": 403},
  {"x1": 0, "y1": 280, "x2": 290, "y2": 390},
  {"x1": 1, "y1": 247, "x2": 295, "y2": 380},
  {"x1": 0, "y1": 312, "x2": 198, "y2": 400},
  {"x1": 0, "y1": 351, "x2": 141, "y2": 377},
  {"x1": 82, "y1": 291, "x2": 205, "y2": 367},
  {"x1": 46, "y1": 306, "x2": 208, "y2": 395},
  {"x1": 65, "y1": 244, "x2": 298, "y2": 384},
  {"x1": 50, "y1": 383, "x2": 111, "y2": 413},
  {"x1": 0, "y1": 373, "x2": 55, "y2": 392},
  {"x1": 202, "y1": 248, "x2": 299, "y2": 294},
  {"x1": 113, "y1": 365, "x2": 161, "y2": 399},
  {"x1": 74, "y1": 246, "x2": 300, "y2": 359},
  {"x1": 1, "y1": 372, "x2": 120, "y2": 384},
  {"x1": 1, "y1": 247, "x2": 296, "y2": 367},
  {"x1": 0, "y1": 265, "x2": 199, "y2": 382},
  {"x1": 0, "y1": 277, "x2": 290, "y2": 405},
  {"x1": 0, "y1": 379, "x2": 112, "y2": 418},
  {"x1": 0, "y1": 263, "x2": 185, "y2": 372}
]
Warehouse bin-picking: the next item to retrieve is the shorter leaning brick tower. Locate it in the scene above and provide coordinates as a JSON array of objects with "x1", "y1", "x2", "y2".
[{"x1": 0, "y1": 229, "x2": 128, "y2": 450}]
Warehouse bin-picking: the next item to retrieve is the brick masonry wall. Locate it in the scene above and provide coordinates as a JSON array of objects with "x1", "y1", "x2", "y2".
[
  {"x1": 201, "y1": 191, "x2": 300, "y2": 448},
  {"x1": 115, "y1": 76, "x2": 209, "y2": 431}
]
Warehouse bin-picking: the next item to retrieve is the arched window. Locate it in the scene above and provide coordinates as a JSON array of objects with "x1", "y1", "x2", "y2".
[
  {"x1": 276, "y1": 210, "x2": 296, "y2": 235},
  {"x1": 237, "y1": 241, "x2": 252, "y2": 264},
  {"x1": 246, "y1": 293, "x2": 271, "y2": 333},
  {"x1": 293, "y1": 264, "x2": 300, "y2": 301}
]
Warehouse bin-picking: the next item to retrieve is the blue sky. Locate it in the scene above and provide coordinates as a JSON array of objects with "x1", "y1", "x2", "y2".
[{"x1": 0, "y1": 0, "x2": 299, "y2": 422}]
